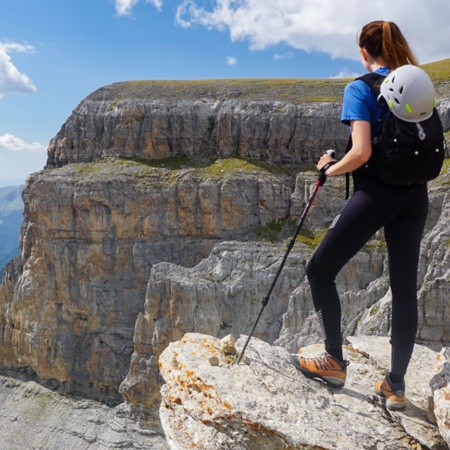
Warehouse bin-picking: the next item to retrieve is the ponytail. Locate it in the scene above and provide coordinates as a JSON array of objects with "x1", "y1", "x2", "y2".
[{"x1": 359, "y1": 21, "x2": 419, "y2": 70}]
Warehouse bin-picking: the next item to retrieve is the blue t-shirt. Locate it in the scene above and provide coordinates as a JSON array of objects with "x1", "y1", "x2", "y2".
[{"x1": 340, "y1": 66, "x2": 390, "y2": 137}]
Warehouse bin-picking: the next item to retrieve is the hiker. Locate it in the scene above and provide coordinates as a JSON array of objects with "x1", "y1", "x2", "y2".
[{"x1": 291, "y1": 20, "x2": 434, "y2": 411}]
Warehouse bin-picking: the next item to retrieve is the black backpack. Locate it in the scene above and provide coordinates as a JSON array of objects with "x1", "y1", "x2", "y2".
[{"x1": 345, "y1": 72, "x2": 445, "y2": 197}]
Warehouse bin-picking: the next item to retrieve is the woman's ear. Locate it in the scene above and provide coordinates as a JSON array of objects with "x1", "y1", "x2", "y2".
[{"x1": 360, "y1": 48, "x2": 368, "y2": 61}]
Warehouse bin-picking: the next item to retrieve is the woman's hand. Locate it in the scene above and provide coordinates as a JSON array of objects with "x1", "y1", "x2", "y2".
[{"x1": 317, "y1": 153, "x2": 336, "y2": 173}]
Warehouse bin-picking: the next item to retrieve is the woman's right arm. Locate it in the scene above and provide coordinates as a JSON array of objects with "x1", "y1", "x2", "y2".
[{"x1": 319, "y1": 120, "x2": 372, "y2": 176}]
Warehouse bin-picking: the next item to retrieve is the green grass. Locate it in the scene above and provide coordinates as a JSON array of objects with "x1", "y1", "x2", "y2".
[
  {"x1": 72, "y1": 156, "x2": 298, "y2": 182},
  {"x1": 135, "y1": 155, "x2": 296, "y2": 178},
  {"x1": 422, "y1": 58, "x2": 450, "y2": 97},
  {"x1": 253, "y1": 218, "x2": 293, "y2": 242},
  {"x1": 295, "y1": 228, "x2": 328, "y2": 247},
  {"x1": 422, "y1": 58, "x2": 450, "y2": 82},
  {"x1": 99, "y1": 58, "x2": 450, "y2": 106},
  {"x1": 252, "y1": 219, "x2": 329, "y2": 246},
  {"x1": 101, "y1": 78, "x2": 350, "y2": 105}
]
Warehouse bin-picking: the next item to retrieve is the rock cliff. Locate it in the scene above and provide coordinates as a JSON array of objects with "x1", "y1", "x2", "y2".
[
  {"x1": 45, "y1": 79, "x2": 351, "y2": 168},
  {"x1": 158, "y1": 333, "x2": 449, "y2": 450},
  {"x1": 0, "y1": 77, "x2": 449, "y2": 447},
  {"x1": 0, "y1": 373, "x2": 169, "y2": 449}
]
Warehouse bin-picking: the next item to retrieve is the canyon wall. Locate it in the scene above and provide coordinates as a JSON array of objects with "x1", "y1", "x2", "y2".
[{"x1": 0, "y1": 78, "x2": 448, "y2": 416}]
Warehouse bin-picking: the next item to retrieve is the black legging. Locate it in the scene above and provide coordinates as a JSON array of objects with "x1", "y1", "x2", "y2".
[{"x1": 306, "y1": 178, "x2": 428, "y2": 380}]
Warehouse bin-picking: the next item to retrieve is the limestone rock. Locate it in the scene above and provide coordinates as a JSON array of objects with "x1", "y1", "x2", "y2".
[
  {"x1": 45, "y1": 80, "x2": 350, "y2": 168},
  {"x1": 0, "y1": 78, "x2": 448, "y2": 424},
  {"x1": 120, "y1": 169, "x2": 450, "y2": 419},
  {"x1": 159, "y1": 333, "x2": 446, "y2": 450},
  {"x1": 0, "y1": 374, "x2": 168, "y2": 449},
  {"x1": 44, "y1": 83, "x2": 450, "y2": 170},
  {"x1": 119, "y1": 240, "x2": 309, "y2": 419},
  {"x1": 0, "y1": 160, "x2": 295, "y2": 401},
  {"x1": 430, "y1": 347, "x2": 450, "y2": 447},
  {"x1": 417, "y1": 180, "x2": 450, "y2": 343},
  {"x1": 220, "y1": 334, "x2": 237, "y2": 355}
]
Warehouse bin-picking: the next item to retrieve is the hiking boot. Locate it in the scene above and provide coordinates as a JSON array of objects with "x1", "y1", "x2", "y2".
[
  {"x1": 290, "y1": 352, "x2": 349, "y2": 387},
  {"x1": 375, "y1": 374, "x2": 406, "y2": 411}
]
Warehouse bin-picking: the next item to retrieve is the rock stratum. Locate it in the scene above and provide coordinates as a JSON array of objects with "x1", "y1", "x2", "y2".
[{"x1": 0, "y1": 75, "x2": 450, "y2": 449}]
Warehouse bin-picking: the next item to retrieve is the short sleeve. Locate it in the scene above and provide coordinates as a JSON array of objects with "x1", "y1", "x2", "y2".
[{"x1": 340, "y1": 80, "x2": 372, "y2": 127}]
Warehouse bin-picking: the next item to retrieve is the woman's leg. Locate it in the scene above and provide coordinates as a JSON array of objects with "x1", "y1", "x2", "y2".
[
  {"x1": 306, "y1": 184, "x2": 391, "y2": 360},
  {"x1": 384, "y1": 186, "x2": 428, "y2": 382}
]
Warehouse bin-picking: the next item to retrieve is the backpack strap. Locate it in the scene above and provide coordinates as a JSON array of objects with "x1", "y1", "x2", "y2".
[
  {"x1": 356, "y1": 72, "x2": 386, "y2": 100},
  {"x1": 344, "y1": 72, "x2": 387, "y2": 199},
  {"x1": 344, "y1": 136, "x2": 352, "y2": 200}
]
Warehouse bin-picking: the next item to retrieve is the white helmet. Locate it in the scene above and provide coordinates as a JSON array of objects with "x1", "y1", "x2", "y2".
[{"x1": 380, "y1": 65, "x2": 436, "y2": 122}]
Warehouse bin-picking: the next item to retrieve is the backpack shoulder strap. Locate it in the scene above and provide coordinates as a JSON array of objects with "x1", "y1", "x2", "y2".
[
  {"x1": 343, "y1": 73, "x2": 387, "y2": 200},
  {"x1": 355, "y1": 72, "x2": 386, "y2": 101},
  {"x1": 344, "y1": 136, "x2": 352, "y2": 200}
]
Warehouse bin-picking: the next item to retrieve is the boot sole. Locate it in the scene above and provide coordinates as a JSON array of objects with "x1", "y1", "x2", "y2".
[{"x1": 375, "y1": 389, "x2": 406, "y2": 411}]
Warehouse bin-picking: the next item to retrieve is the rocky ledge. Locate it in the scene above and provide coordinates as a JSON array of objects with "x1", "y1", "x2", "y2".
[
  {"x1": 1, "y1": 332, "x2": 448, "y2": 449},
  {"x1": 159, "y1": 333, "x2": 450, "y2": 450}
]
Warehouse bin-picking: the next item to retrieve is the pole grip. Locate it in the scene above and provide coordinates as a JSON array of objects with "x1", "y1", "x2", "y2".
[{"x1": 318, "y1": 149, "x2": 336, "y2": 185}]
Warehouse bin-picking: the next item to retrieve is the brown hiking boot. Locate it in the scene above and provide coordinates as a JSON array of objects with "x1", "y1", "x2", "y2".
[
  {"x1": 290, "y1": 352, "x2": 349, "y2": 387},
  {"x1": 375, "y1": 375, "x2": 406, "y2": 411}
]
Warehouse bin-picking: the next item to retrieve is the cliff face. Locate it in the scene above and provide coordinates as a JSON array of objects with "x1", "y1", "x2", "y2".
[
  {"x1": 0, "y1": 78, "x2": 449, "y2": 439},
  {"x1": 45, "y1": 80, "x2": 352, "y2": 168},
  {"x1": 0, "y1": 158, "x2": 296, "y2": 399}
]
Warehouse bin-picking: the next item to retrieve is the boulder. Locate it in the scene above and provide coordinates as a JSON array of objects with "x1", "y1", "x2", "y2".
[
  {"x1": 159, "y1": 333, "x2": 447, "y2": 449},
  {"x1": 430, "y1": 347, "x2": 450, "y2": 447}
]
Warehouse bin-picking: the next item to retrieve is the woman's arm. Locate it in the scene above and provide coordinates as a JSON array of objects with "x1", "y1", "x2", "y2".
[{"x1": 318, "y1": 120, "x2": 372, "y2": 176}]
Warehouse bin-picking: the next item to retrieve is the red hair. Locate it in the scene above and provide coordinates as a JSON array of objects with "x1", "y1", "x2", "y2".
[{"x1": 358, "y1": 20, "x2": 419, "y2": 69}]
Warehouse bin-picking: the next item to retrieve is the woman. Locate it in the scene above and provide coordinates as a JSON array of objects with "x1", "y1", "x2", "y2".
[{"x1": 290, "y1": 20, "x2": 428, "y2": 411}]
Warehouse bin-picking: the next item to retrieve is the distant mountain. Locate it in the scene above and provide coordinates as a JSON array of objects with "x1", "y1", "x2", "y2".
[{"x1": 0, "y1": 185, "x2": 24, "y2": 277}]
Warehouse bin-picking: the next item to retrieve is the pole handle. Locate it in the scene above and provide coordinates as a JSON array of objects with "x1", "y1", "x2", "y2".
[{"x1": 318, "y1": 149, "x2": 336, "y2": 186}]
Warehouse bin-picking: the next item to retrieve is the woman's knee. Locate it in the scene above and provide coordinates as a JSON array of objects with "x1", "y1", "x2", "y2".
[
  {"x1": 305, "y1": 256, "x2": 316, "y2": 282},
  {"x1": 306, "y1": 253, "x2": 337, "y2": 288},
  {"x1": 306, "y1": 255, "x2": 323, "y2": 286}
]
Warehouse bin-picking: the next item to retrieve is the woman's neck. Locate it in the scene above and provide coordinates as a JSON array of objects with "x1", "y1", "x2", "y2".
[{"x1": 368, "y1": 61, "x2": 386, "y2": 72}]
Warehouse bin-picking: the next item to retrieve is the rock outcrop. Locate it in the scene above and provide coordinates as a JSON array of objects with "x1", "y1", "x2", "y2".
[
  {"x1": 45, "y1": 80, "x2": 351, "y2": 168},
  {"x1": 0, "y1": 77, "x2": 448, "y2": 446},
  {"x1": 119, "y1": 235, "x2": 385, "y2": 419},
  {"x1": 119, "y1": 165, "x2": 450, "y2": 421},
  {"x1": 0, "y1": 374, "x2": 168, "y2": 449},
  {"x1": 0, "y1": 158, "x2": 296, "y2": 400},
  {"x1": 430, "y1": 347, "x2": 450, "y2": 446},
  {"x1": 158, "y1": 333, "x2": 448, "y2": 450}
]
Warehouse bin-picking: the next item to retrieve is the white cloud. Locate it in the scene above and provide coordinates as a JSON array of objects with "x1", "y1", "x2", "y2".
[
  {"x1": 175, "y1": 0, "x2": 450, "y2": 63},
  {"x1": 0, "y1": 134, "x2": 47, "y2": 185},
  {"x1": 148, "y1": 0, "x2": 163, "y2": 10},
  {"x1": 0, "y1": 42, "x2": 36, "y2": 97},
  {"x1": 274, "y1": 51, "x2": 294, "y2": 61},
  {"x1": 330, "y1": 67, "x2": 362, "y2": 79},
  {"x1": 226, "y1": 56, "x2": 237, "y2": 65},
  {"x1": 115, "y1": 0, "x2": 162, "y2": 16},
  {"x1": 115, "y1": 0, "x2": 139, "y2": 16},
  {"x1": 175, "y1": 1, "x2": 193, "y2": 28},
  {"x1": 0, "y1": 134, "x2": 46, "y2": 154}
]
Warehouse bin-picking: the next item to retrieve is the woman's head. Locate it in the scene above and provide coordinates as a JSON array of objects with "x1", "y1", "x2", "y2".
[{"x1": 358, "y1": 20, "x2": 419, "y2": 70}]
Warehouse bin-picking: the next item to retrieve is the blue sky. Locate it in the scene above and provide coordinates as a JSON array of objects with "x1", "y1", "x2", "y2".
[{"x1": 1, "y1": 0, "x2": 449, "y2": 187}]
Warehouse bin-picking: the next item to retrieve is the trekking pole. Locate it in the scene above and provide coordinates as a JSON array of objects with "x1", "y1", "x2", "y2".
[{"x1": 236, "y1": 150, "x2": 336, "y2": 364}]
